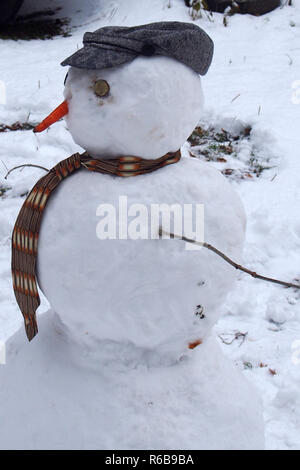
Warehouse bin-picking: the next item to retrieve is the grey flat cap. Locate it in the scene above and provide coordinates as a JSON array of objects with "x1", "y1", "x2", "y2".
[{"x1": 61, "y1": 21, "x2": 214, "y2": 76}]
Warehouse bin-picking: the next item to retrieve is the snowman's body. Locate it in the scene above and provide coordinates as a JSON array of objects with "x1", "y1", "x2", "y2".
[
  {"x1": 0, "y1": 53, "x2": 265, "y2": 449},
  {"x1": 37, "y1": 156, "x2": 246, "y2": 358}
]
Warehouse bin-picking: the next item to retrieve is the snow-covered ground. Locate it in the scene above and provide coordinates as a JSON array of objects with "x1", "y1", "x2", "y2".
[{"x1": 0, "y1": 0, "x2": 300, "y2": 450}]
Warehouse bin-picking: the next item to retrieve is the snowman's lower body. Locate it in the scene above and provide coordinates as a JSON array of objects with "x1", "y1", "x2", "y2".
[
  {"x1": 0, "y1": 310, "x2": 264, "y2": 450},
  {"x1": 0, "y1": 158, "x2": 265, "y2": 448}
]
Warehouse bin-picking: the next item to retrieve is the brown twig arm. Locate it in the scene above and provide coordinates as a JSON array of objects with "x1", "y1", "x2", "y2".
[
  {"x1": 5, "y1": 164, "x2": 49, "y2": 180},
  {"x1": 159, "y1": 228, "x2": 300, "y2": 290}
]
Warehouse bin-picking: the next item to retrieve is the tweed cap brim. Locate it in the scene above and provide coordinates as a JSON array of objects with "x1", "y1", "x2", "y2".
[
  {"x1": 61, "y1": 44, "x2": 137, "y2": 71},
  {"x1": 61, "y1": 21, "x2": 214, "y2": 76}
]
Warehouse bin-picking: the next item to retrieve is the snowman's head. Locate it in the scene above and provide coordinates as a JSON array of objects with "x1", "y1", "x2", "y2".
[
  {"x1": 34, "y1": 22, "x2": 213, "y2": 159},
  {"x1": 64, "y1": 57, "x2": 203, "y2": 158},
  {"x1": 35, "y1": 56, "x2": 203, "y2": 159}
]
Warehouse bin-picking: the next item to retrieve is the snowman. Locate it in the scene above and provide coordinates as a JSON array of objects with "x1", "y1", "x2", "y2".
[{"x1": 1, "y1": 22, "x2": 264, "y2": 450}]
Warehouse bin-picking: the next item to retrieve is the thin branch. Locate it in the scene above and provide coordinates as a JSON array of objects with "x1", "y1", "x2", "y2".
[
  {"x1": 5, "y1": 164, "x2": 49, "y2": 180},
  {"x1": 219, "y1": 331, "x2": 248, "y2": 346},
  {"x1": 231, "y1": 93, "x2": 241, "y2": 103},
  {"x1": 159, "y1": 228, "x2": 300, "y2": 290},
  {"x1": 286, "y1": 54, "x2": 293, "y2": 66}
]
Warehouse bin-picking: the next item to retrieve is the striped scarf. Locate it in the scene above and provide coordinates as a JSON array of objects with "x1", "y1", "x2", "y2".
[{"x1": 11, "y1": 150, "x2": 181, "y2": 341}]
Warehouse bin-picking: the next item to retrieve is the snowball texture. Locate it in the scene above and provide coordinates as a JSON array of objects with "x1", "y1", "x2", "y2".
[
  {"x1": 37, "y1": 157, "x2": 246, "y2": 357},
  {"x1": 0, "y1": 316, "x2": 264, "y2": 450},
  {"x1": 64, "y1": 57, "x2": 203, "y2": 158}
]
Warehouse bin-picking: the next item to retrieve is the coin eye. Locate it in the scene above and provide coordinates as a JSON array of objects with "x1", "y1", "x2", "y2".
[{"x1": 94, "y1": 79, "x2": 110, "y2": 98}]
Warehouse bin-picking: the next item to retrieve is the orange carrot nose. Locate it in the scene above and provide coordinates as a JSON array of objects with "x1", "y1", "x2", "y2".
[{"x1": 33, "y1": 100, "x2": 69, "y2": 133}]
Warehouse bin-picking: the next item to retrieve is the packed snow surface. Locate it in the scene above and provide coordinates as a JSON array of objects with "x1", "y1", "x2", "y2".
[
  {"x1": 37, "y1": 157, "x2": 245, "y2": 355},
  {"x1": 0, "y1": 313, "x2": 264, "y2": 450},
  {"x1": 0, "y1": 0, "x2": 300, "y2": 450}
]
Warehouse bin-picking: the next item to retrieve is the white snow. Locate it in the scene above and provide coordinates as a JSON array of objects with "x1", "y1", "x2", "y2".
[{"x1": 0, "y1": 0, "x2": 299, "y2": 450}]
